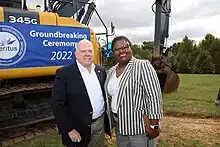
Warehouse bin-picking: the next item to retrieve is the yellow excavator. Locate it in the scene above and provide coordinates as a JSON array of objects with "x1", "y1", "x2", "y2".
[
  {"x1": 0, "y1": 0, "x2": 179, "y2": 140},
  {"x1": 0, "y1": 0, "x2": 114, "y2": 138}
]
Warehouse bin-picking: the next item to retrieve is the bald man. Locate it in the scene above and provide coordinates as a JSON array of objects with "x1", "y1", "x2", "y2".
[{"x1": 52, "y1": 39, "x2": 111, "y2": 147}]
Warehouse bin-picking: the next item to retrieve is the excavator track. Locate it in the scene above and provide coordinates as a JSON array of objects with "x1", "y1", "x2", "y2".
[
  {"x1": 0, "y1": 83, "x2": 52, "y2": 97},
  {"x1": 0, "y1": 119, "x2": 57, "y2": 147},
  {"x1": 0, "y1": 79, "x2": 55, "y2": 139}
]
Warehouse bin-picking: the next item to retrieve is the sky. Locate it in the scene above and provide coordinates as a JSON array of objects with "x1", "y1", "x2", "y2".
[{"x1": 28, "y1": 0, "x2": 220, "y2": 46}]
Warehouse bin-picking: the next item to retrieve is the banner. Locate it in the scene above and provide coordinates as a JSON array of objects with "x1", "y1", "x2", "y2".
[{"x1": 0, "y1": 22, "x2": 90, "y2": 69}]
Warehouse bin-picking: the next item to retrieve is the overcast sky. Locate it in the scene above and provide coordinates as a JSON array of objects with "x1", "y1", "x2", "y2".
[{"x1": 28, "y1": 0, "x2": 220, "y2": 45}]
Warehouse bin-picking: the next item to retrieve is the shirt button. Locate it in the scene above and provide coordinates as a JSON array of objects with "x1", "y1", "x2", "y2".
[
  {"x1": 90, "y1": 112, "x2": 92, "y2": 114},
  {"x1": 88, "y1": 125, "x2": 91, "y2": 127}
]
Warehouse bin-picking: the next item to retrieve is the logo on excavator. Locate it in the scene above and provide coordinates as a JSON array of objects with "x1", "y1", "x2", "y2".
[{"x1": 0, "y1": 25, "x2": 26, "y2": 66}]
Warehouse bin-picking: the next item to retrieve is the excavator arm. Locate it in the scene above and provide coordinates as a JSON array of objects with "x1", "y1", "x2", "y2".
[
  {"x1": 0, "y1": 0, "x2": 96, "y2": 25},
  {"x1": 153, "y1": 0, "x2": 171, "y2": 57},
  {"x1": 152, "y1": 0, "x2": 180, "y2": 93}
]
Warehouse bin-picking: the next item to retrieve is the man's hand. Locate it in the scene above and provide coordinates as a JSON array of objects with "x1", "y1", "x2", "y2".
[{"x1": 68, "y1": 129, "x2": 81, "y2": 142}]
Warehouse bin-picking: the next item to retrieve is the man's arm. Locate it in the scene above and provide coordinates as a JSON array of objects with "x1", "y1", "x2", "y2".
[
  {"x1": 52, "y1": 68, "x2": 75, "y2": 134},
  {"x1": 96, "y1": 64, "x2": 107, "y2": 83},
  {"x1": 141, "y1": 60, "x2": 163, "y2": 124},
  {"x1": 102, "y1": 65, "x2": 107, "y2": 81}
]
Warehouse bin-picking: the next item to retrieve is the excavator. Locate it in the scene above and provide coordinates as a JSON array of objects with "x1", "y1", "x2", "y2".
[
  {"x1": 0, "y1": 0, "x2": 115, "y2": 139},
  {"x1": 0, "y1": 0, "x2": 179, "y2": 142}
]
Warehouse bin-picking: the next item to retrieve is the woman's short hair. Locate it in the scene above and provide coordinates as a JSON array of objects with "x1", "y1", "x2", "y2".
[{"x1": 111, "y1": 36, "x2": 132, "y2": 50}]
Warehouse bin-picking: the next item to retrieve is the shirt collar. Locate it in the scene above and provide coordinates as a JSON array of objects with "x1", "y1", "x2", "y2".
[
  {"x1": 115, "y1": 56, "x2": 136, "y2": 68},
  {"x1": 76, "y1": 60, "x2": 95, "y2": 73}
]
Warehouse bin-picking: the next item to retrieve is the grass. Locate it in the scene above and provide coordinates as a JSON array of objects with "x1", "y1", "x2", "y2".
[
  {"x1": 163, "y1": 74, "x2": 220, "y2": 118},
  {"x1": 9, "y1": 74, "x2": 220, "y2": 147}
]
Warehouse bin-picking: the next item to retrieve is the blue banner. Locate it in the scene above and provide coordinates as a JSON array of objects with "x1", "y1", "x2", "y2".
[{"x1": 0, "y1": 22, "x2": 90, "y2": 69}]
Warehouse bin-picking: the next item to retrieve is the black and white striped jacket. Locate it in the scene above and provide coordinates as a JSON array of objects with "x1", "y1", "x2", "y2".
[{"x1": 104, "y1": 57, "x2": 163, "y2": 136}]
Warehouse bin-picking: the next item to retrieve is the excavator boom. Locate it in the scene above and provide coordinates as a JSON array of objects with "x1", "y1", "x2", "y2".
[{"x1": 152, "y1": 0, "x2": 180, "y2": 93}]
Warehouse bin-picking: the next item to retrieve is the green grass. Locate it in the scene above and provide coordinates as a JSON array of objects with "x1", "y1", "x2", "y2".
[
  {"x1": 10, "y1": 74, "x2": 220, "y2": 147},
  {"x1": 10, "y1": 131, "x2": 64, "y2": 147},
  {"x1": 163, "y1": 74, "x2": 220, "y2": 118},
  {"x1": 13, "y1": 129, "x2": 220, "y2": 147}
]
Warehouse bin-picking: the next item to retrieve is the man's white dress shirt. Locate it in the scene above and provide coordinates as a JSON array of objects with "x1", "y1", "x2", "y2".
[{"x1": 76, "y1": 60, "x2": 105, "y2": 119}]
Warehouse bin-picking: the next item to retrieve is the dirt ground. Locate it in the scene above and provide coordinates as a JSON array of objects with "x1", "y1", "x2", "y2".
[{"x1": 158, "y1": 116, "x2": 220, "y2": 146}]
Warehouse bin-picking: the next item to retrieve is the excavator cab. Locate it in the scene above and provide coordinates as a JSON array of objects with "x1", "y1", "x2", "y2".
[{"x1": 0, "y1": 0, "x2": 27, "y2": 9}]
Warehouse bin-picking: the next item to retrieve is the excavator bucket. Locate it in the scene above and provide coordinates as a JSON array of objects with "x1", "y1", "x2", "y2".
[
  {"x1": 151, "y1": 0, "x2": 179, "y2": 93},
  {"x1": 152, "y1": 56, "x2": 180, "y2": 93}
]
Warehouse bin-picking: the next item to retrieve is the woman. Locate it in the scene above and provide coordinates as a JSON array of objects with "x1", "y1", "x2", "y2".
[{"x1": 104, "y1": 36, "x2": 163, "y2": 147}]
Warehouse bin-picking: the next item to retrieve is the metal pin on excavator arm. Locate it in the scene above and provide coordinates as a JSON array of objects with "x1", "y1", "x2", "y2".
[{"x1": 152, "y1": 0, "x2": 180, "y2": 93}]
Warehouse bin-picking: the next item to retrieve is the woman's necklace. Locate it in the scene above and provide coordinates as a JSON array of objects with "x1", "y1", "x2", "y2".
[{"x1": 116, "y1": 66, "x2": 126, "y2": 78}]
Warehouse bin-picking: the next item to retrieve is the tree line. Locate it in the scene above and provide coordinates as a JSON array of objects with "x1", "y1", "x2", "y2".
[{"x1": 102, "y1": 33, "x2": 220, "y2": 74}]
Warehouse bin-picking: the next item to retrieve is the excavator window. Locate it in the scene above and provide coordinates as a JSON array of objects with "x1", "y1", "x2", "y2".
[{"x1": 0, "y1": 0, "x2": 27, "y2": 10}]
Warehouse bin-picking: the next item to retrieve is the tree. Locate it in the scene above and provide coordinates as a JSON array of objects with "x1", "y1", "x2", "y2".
[
  {"x1": 171, "y1": 35, "x2": 198, "y2": 73},
  {"x1": 198, "y1": 34, "x2": 220, "y2": 73},
  {"x1": 199, "y1": 33, "x2": 216, "y2": 53},
  {"x1": 194, "y1": 49, "x2": 214, "y2": 74},
  {"x1": 131, "y1": 43, "x2": 152, "y2": 60},
  {"x1": 210, "y1": 39, "x2": 220, "y2": 73},
  {"x1": 178, "y1": 54, "x2": 191, "y2": 73},
  {"x1": 142, "y1": 41, "x2": 154, "y2": 52},
  {"x1": 103, "y1": 33, "x2": 219, "y2": 74}
]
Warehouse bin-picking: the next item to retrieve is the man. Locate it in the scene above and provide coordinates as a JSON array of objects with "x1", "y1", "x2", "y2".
[
  {"x1": 215, "y1": 89, "x2": 220, "y2": 106},
  {"x1": 52, "y1": 39, "x2": 111, "y2": 147}
]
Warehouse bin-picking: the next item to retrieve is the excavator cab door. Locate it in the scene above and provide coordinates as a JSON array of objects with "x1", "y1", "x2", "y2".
[{"x1": 49, "y1": 0, "x2": 89, "y2": 18}]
